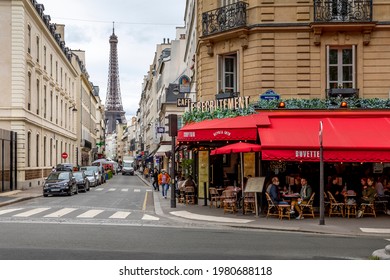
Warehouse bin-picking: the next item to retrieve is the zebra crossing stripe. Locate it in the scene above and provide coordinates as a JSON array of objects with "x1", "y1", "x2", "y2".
[
  {"x1": 121, "y1": 189, "x2": 129, "y2": 192},
  {"x1": 108, "y1": 188, "x2": 115, "y2": 191},
  {"x1": 14, "y1": 208, "x2": 50, "y2": 217},
  {"x1": 109, "y1": 211, "x2": 131, "y2": 219},
  {"x1": 142, "y1": 214, "x2": 159, "y2": 221},
  {"x1": 0, "y1": 208, "x2": 23, "y2": 216},
  {"x1": 134, "y1": 189, "x2": 141, "y2": 192},
  {"x1": 44, "y1": 208, "x2": 77, "y2": 218},
  {"x1": 95, "y1": 188, "x2": 104, "y2": 191},
  {"x1": 77, "y1": 210, "x2": 104, "y2": 218}
]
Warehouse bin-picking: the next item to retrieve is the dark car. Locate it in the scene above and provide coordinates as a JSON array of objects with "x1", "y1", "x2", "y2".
[
  {"x1": 56, "y1": 163, "x2": 76, "y2": 172},
  {"x1": 73, "y1": 171, "x2": 90, "y2": 192},
  {"x1": 43, "y1": 171, "x2": 78, "y2": 197}
]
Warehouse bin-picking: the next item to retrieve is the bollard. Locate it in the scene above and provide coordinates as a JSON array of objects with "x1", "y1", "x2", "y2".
[{"x1": 203, "y1": 182, "x2": 207, "y2": 206}]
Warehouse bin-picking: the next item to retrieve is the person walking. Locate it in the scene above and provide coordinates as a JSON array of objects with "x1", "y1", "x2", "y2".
[
  {"x1": 152, "y1": 168, "x2": 159, "y2": 191},
  {"x1": 158, "y1": 169, "x2": 171, "y2": 199}
]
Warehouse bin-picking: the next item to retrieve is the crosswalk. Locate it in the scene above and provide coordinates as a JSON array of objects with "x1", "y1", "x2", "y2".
[
  {"x1": 0, "y1": 207, "x2": 159, "y2": 221},
  {"x1": 92, "y1": 188, "x2": 146, "y2": 192}
]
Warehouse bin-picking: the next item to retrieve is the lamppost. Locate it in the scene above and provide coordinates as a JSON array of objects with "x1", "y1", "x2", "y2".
[{"x1": 319, "y1": 121, "x2": 325, "y2": 225}]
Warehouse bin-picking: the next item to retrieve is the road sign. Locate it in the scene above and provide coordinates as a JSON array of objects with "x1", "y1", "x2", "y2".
[
  {"x1": 157, "y1": 127, "x2": 165, "y2": 133},
  {"x1": 61, "y1": 152, "x2": 68, "y2": 159}
]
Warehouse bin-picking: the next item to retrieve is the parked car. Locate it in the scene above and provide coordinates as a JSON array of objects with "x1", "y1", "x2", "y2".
[
  {"x1": 43, "y1": 171, "x2": 78, "y2": 197},
  {"x1": 56, "y1": 163, "x2": 76, "y2": 172},
  {"x1": 80, "y1": 166, "x2": 105, "y2": 185},
  {"x1": 73, "y1": 171, "x2": 90, "y2": 192},
  {"x1": 84, "y1": 170, "x2": 98, "y2": 187}
]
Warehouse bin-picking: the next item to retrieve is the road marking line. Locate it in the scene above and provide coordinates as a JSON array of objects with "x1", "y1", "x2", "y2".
[
  {"x1": 360, "y1": 228, "x2": 390, "y2": 234},
  {"x1": 170, "y1": 211, "x2": 254, "y2": 224},
  {"x1": 14, "y1": 208, "x2": 50, "y2": 217},
  {"x1": 95, "y1": 188, "x2": 104, "y2": 191},
  {"x1": 77, "y1": 210, "x2": 104, "y2": 218},
  {"x1": 121, "y1": 189, "x2": 129, "y2": 192},
  {"x1": 146, "y1": 190, "x2": 152, "y2": 192},
  {"x1": 109, "y1": 211, "x2": 131, "y2": 219},
  {"x1": 134, "y1": 189, "x2": 141, "y2": 192},
  {"x1": 0, "y1": 208, "x2": 24, "y2": 216},
  {"x1": 386, "y1": 239, "x2": 390, "y2": 242},
  {"x1": 142, "y1": 192, "x2": 148, "y2": 211},
  {"x1": 44, "y1": 208, "x2": 77, "y2": 218},
  {"x1": 108, "y1": 188, "x2": 116, "y2": 191},
  {"x1": 142, "y1": 214, "x2": 159, "y2": 221}
]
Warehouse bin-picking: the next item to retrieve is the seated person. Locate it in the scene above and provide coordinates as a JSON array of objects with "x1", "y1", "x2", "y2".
[
  {"x1": 267, "y1": 177, "x2": 288, "y2": 205},
  {"x1": 291, "y1": 177, "x2": 312, "y2": 220},
  {"x1": 357, "y1": 177, "x2": 376, "y2": 218},
  {"x1": 184, "y1": 175, "x2": 197, "y2": 203},
  {"x1": 329, "y1": 176, "x2": 344, "y2": 202}
]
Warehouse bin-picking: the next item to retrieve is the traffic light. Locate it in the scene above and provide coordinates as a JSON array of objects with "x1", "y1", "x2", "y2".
[{"x1": 168, "y1": 114, "x2": 178, "y2": 137}]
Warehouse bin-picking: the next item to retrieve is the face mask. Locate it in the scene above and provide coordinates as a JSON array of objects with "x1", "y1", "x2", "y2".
[{"x1": 274, "y1": 182, "x2": 279, "y2": 186}]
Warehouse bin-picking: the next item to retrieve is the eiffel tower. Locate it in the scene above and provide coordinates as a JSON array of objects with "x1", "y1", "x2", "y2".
[{"x1": 105, "y1": 23, "x2": 126, "y2": 134}]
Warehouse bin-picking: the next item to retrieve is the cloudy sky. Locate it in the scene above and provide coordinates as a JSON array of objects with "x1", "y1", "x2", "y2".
[{"x1": 43, "y1": 0, "x2": 186, "y2": 119}]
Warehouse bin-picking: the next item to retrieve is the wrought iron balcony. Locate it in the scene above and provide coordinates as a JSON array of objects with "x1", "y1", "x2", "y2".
[
  {"x1": 314, "y1": 0, "x2": 372, "y2": 22},
  {"x1": 202, "y1": 1, "x2": 248, "y2": 36},
  {"x1": 327, "y1": 88, "x2": 359, "y2": 98},
  {"x1": 215, "y1": 91, "x2": 239, "y2": 100}
]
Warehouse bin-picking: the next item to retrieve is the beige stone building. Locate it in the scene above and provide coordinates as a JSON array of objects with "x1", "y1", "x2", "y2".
[
  {"x1": 0, "y1": 0, "x2": 104, "y2": 189},
  {"x1": 197, "y1": 0, "x2": 390, "y2": 102}
]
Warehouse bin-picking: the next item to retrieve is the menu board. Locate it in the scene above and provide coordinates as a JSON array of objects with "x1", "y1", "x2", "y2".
[
  {"x1": 198, "y1": 151, "x2": 209, "y2": 198},
  {"x1": 243, "y1": 153, "x2": 255, "y2": 178},
  {"x1": 244, "y1": 177, "x2": 266, "y2": 193}
]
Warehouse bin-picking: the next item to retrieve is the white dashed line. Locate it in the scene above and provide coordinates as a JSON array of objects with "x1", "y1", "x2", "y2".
[
  {"x1": 77, "y1": 210, "x2": 104, "y2": 218},
  {"x1": 109, "y1": 211, "x2": 131, "y2": 219}
]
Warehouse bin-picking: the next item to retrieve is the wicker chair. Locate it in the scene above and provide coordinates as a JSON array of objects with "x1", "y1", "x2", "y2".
[
  {"x1": 185, "y1": 186, "x2": 195, "y2": 205},
  {"x1": 209, "y1": 187, "x2": 221, "y2": 208},
  {"x1": 222, "y1": 190, "x2": 237, "y2": 214},
  {"x1": 327, "y1": 191, "x2": 344, "y2": 217},
  {"x1": 265, "y1": 192, "x2": 279, "y2": 219},
  {"x1": 243, "y1": 192, "x2": 256, "y2": 215},
  {"x1": 299, "y1": 192, "x2": 315, "y2": 218}
]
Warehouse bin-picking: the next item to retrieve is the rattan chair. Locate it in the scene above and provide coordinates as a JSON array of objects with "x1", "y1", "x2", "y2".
[
  {"x1": 327, "y1": 191, "x2": 344, "y2": 217},
  {"x1": 300, "y1": 192, "x2": 315, "y2": 218},
  {"x1": 222, "y1": 189, "x2": 237, "y2": 214},
  {"x1": 243, "y1": 192, "x2": 255, "y2": 215},
  {"x1": 209, "y1": 187, "x2": 221, "y2": 208},
  {"x1": 185, "y1": 186, "x2": 195, "y2": 205},
  {"x1": 265, "y1": 192, "x2": 279, "y2": 219}
]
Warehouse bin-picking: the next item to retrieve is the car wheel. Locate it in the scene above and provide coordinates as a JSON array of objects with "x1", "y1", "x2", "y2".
[
  {"x1": 43, "y1": 194, "x2": 48, "y2": 197},
  {"x1": 87, "y1": 182, "x2": 90, "y2": 191},
  {"x1": 75, "y1": 186, "x2": 78, "y2": 194},
  {"x1": 68, "y1": 188, "x2": 73, "y2": 196}
]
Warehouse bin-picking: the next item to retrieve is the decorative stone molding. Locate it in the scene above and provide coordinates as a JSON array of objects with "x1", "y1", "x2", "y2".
[{"x1": 239, "y1": 34, "x2": 249, "y2": 49}]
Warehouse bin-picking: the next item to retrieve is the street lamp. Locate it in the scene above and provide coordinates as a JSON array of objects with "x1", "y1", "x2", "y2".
[{"x1": 319, "y1": 121, "x2": 325, "y2": 225}]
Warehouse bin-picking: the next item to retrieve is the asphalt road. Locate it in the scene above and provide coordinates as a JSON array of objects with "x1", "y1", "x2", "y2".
[
  {"x1": 0, "y1": 174, "x2": 387, "y2": 260},
  {"x1": 0, "y1": 222, "x2": 387, "y2": 260}
]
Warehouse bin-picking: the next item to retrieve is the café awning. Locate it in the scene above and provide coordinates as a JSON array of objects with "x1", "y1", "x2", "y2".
[
  {"x1": 177, "y1": 114, "x2": 270, "y2": 142},
  {"x1": 155, "y1": 145, "x2": 172, "y2": 157},
  {"x1": 258, "y1": 111, "x2": 390, "y2": 162}
]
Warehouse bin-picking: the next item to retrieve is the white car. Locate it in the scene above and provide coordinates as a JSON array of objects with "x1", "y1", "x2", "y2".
[{"x1": 84, "y1": 170, "x2": 98, "y2": 187}]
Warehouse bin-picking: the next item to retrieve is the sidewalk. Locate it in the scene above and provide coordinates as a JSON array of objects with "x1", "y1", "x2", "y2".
[{"x1": 138, "y1": 173, "x2": 390, "y2": 237}]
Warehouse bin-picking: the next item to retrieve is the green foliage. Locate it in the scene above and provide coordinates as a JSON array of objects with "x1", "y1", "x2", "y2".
[
  {"x1": 181, "y1": 158, "x2": 194, "y2": 176},
  {"x1": 182, "y1": 97, "x2": 390, "y2": 125},
  {"x1": 107, "y1": 170, "x2": 113, "y2": 179}
]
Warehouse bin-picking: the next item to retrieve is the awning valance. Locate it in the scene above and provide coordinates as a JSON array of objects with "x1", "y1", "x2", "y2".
[
  {"x1": 177, "y1": 114, "x2": 270, "y2": 142},
  {"x1": 258, "y1": 111, "x2": 390, "y2": 162},
  {"x1": 155, "y1": 145, "x2": 172, "y2": 157}
]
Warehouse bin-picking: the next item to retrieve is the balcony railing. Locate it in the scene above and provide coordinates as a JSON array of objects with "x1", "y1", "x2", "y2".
[
  {"x1": 215, "y1": 91, "x2": 239, "y2": 100},
  {"x1": 327, "y1": 88, "x2": 359, "y2": 98},
  {"x1": 202, "y1": 1, "x2": 248, "y2": 36},
  {"x1": 314, "y1": 0, "x2": 372, "y2": 22}
]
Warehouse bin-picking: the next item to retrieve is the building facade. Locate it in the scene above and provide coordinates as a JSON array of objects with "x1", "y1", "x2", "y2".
[
  {"x1": 0, "y1": 0, "x2": 104, "y2": 190},
  {"x1": 197, "y1": 0, "x2": 390, "y2": 103}
]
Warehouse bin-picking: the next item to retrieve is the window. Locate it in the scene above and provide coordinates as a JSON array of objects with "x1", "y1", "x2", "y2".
[
  {"x1": 60, "y1": 100, "x2": 63, "y2": 126},
  {"x1": 327, "y1": 46, "x2": 355, "y2": 89},
  {"x1": 55, "y1": 61, "x2": 58, "y2": 82},
  {"x1": 36, "y1": 79, "x2": 40, "y2": 115},
  {"x1": 221, "y1": 0, "x2": 238, "y2": 6},
  {"x1": 218, "y1": 53, "x2": 238, "y2": 93},
  {"x1": 43, "y1": 46, "x2": 47, "y2": 70},
  {"x1": 43, "y1": 136, "x2": 47, "y2": 167},
  {"x1": 44, "y1": 85, "x2": 47, "y2": 118},
  {"x1": 27, "y1": 25, "x2": 31, "y2": 54},
  {"x1": 27, "y1": 72, "x2": 31, "y2": 110},
  {"x1": 56, "y1": 95, "x2": 58, "y2": 124},
  {"x1": 50, "y1": 91, "x2": 53, "y2": 121},
  {"x1": 27, "y1": 132, "x2": 31, "y2": 167},
  {"x1": 330, "y1": 0, "x2": 353, "y2": 21},
  {"x1": 36, "y1": 36, "x2": 40, "y2": 63},
  {"x1": 50, "y1": 54, "x2": 53, "y2": 76},
  {"x1": 36, "y1": 134, "x2": 40, "y2": 167},
  {"x1": 50, "y1": 138, "x2": 53, "y2": 166}
]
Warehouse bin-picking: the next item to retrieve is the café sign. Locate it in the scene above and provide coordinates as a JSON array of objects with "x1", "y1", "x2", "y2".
[
  {"x1": 191, "y1": 96, "x2": 250, "y2": 112},
  {"x1": 295, "y1": 150, "x2": 320, "y2": 159}
]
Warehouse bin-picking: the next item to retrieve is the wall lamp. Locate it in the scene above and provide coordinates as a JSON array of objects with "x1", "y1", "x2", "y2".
[
  {"x1": 278, "y1": 101, "x2": 286, "y2": 109},
  {"x1": 340, "y1": 101, "x2": 348, "y2": 108},
  {"x1": 69, "y1": 105, "x2": 77, "y2": 112}
]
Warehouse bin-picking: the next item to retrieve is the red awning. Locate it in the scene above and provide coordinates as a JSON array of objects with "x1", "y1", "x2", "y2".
[
  {"x1": 258, "y1": 111, "x2": 390, "y2": 162},
  {"x1": 177, "y1": 114, "x2": 270, "y2": 142}
]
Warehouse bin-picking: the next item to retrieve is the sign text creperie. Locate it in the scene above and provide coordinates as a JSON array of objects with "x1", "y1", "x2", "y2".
[{"x1": 190, "y1": 96, "x2": 250, "y2": 112}]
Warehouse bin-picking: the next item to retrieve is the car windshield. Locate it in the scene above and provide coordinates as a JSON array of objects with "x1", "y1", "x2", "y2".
[
  {"x1": 85, "y1": 171, "x2": 94, "y2": 176},
  {"x1": 48, "y1": 172, "x2": 69, "y2": 180},
  {"x1": 73, "y1": 172, "x2": 83, "y2": 179}
]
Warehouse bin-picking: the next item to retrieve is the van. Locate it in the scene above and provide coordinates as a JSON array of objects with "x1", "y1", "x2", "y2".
[{"x1": 122, "y1": 160, "x2": 134, "y2": 175}]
